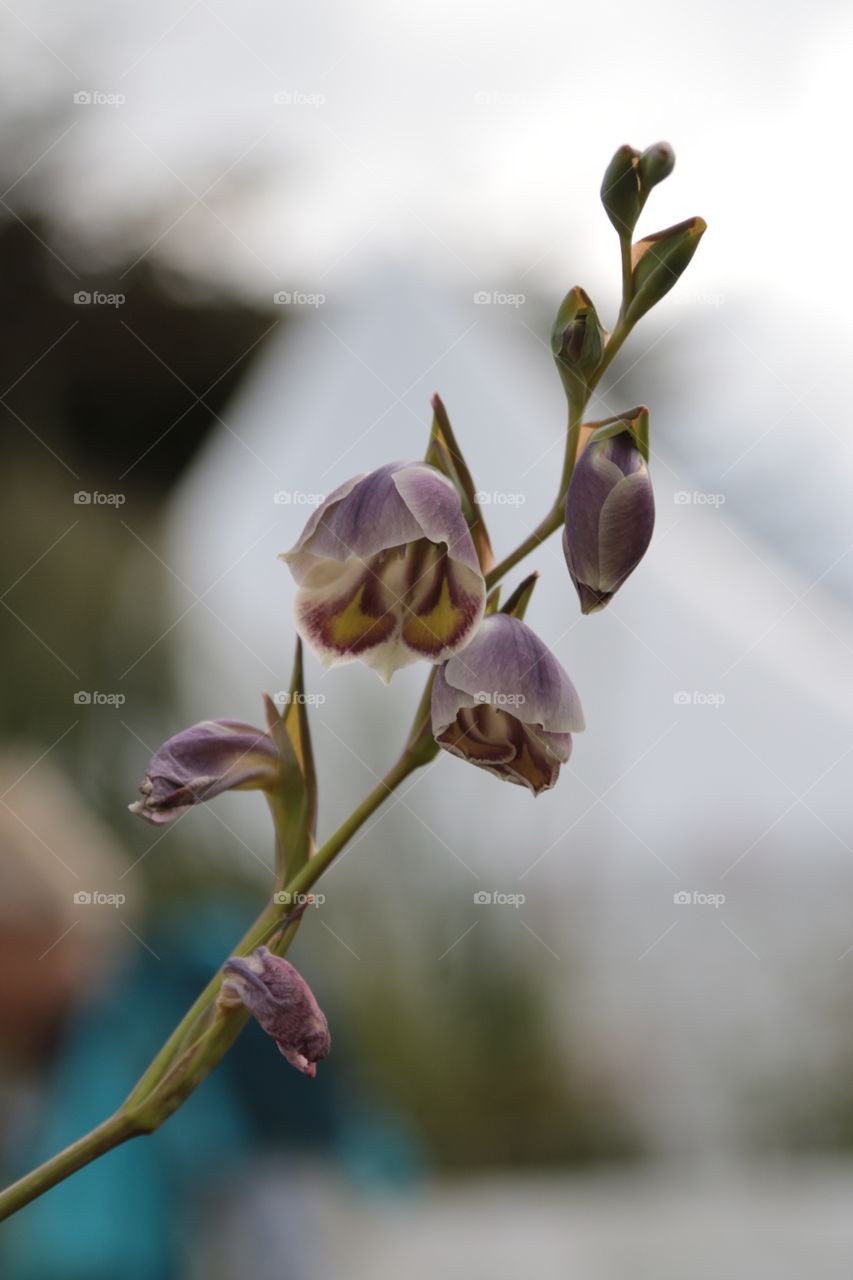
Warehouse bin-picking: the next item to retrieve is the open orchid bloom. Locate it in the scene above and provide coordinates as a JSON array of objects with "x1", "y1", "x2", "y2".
[
  {"x1": 431, "y1": 613, "x2": 584, "y2": 795},
  {"x1": 129, "y1": 720, "x2": 279, "y2": 826},
  {"x1": 563, "y1": 427, "x2": 655, "y2": 614},
  {"x1": 221, "y1": 946, "x2": 330, "y2": 1077},
  {"x1": 281, "y1": 461, "x2": 486, "y2": 682}
]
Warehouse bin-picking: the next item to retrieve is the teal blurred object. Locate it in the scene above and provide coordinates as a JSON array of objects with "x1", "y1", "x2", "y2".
[
  {"x1": 1, "y1": 903, "x2": 290, "y2": 1280},
  {"x1": 336, "y1": 1110, "x2": 425, "y2": 1195}
]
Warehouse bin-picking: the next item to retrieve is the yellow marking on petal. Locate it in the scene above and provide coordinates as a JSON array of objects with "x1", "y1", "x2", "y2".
[
  {"x1": 403, "y1": 576, "x2": 467, "y2": 653},
  {"x1": 326, "y1": 586, "x2": 394, "y2": 649}
]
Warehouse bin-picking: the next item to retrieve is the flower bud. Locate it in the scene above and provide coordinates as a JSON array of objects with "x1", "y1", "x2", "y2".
[
  {"x1": 563, "y1": 410, "x2": 655, "y2": 614},
  {"x1": 432, "y1": 614, "x2": 584, "y2": 794},
  {"x1": 638, "y1": 142, "x2": 675, "y2": 194},
  {"x1": 281, "y1": 461, "x2": 486, "y2": 683},
  {"x1": 129, "y1": 720, "x2": 279, "y2": 825},
  {"x1": 625, "y1": 216, "x2": 707, "y2": 324},
  {"x1": 551, "y1": 287, "x2": 607, "y2": 409},
  {"x1": 221, "y1": 946, "x2": 330, "y2": 1076},
  {"x1": 600, "y1": 144, "x2": 642, "y2": 237}
]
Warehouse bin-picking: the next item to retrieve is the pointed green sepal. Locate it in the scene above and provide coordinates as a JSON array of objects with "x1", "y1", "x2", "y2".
[
  {"x1": 485, "y1": 585, "x2": 502, "y2": 614},
  {"x1": 263, "y1": 638, "x2": 318, "y2": 879},
  {"x1": 500, "y1": 571, "x2": 539, "y2": 621},
  {"x1": 425, "y1": 392, "x2": 495, "y2": 574},
  {"x1": 625, "y1": 216, "x2": 706, "y2": 324}
]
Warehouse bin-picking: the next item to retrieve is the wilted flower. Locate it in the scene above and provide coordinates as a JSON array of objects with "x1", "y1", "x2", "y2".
[
  {"x1": 563, "y1": 413, "x2": 655, "y2": 615},
  {"x1": 281, "y1": 461, "x2": 486, "y2": 682},
  {"x1": 129, "y1": 720, "x2": 279, "y2": 826},
  {"x1": 431, "y1": 613, "x2": 584, "y2": 794},
  {"x1": 221, "y1": 945, "x2": 330, "y2": 1077}
]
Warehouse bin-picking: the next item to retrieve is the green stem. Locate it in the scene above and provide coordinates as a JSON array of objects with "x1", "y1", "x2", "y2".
[
  {"x1": 619, "y1": 233, "x2": 633, "y2": 312},
  {"x1": 0, "y1": 1112, "x2": 141, "y2": 1222}
]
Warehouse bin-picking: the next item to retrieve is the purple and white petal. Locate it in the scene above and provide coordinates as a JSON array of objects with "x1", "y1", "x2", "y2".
[
  {"x1": 281, "y1": 461, "x2": 486, "y2": 681},
  {"x1": 281, "y1": 464, "x2": 424, "y2": 583},
  {"x1": 129, "y1": 719, "x2": 279, "y2": 825},
  {"x1": 597, "y1": 470, "x2": 655, "y2": 592},
  {"x1": 440, "y1": 614, "x2": 584, "y2": 734},
  {"x1": 392, "y1": 463, "x2": 482, "y2": 576}
]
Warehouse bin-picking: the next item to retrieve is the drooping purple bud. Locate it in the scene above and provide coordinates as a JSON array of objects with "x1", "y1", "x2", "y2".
[
  {"x1": 431, "y1": 613, "x2": 584, "y2": 795},
  {"x1": 280, "y1": 461, "x2": 486, "y2": 683},
  {"x1": 221, "y1": 946, "x2": 330, "y2": 1076},
  {"x1": 563, "y1": 412, "x2": 655, "y2": 614},
  {"x1": 129, "y1": 720, "x2": 280, "y2": 826}
]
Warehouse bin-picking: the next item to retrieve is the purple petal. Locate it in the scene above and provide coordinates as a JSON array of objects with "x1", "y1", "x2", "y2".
[
  {"x1": 597, "y1": 471, "x2": 655, "y2": 591},
  {"x1": 564, "y1": 449, "x2": 623, "y2": 587},
  {"x1": 221, "y1": 946, "x2": 330, "y2": 1076},
  {"x1": 282, "y1": 463, "x2": 424, "y2": 582},
  {"x1": 392, "y1": 463, "x2": 482, "y2": 576},
  {"x1": 129, "y1": 719, "x2": 278, "y2": 825},
  {"x1": 440, "y1": 614, "x2": 584, "y2": 734}
]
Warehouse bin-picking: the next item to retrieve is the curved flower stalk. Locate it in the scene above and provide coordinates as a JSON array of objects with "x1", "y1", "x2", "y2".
[
  {"x1": 0, "y1": 139, "x2": 705, "y2": 1224},
  {"x1": 563, "y1": 409, "x2": 655, "y2": 614},
  {"x1": 281, "y1": 460, "x2": 486, "y2": 682},
  {"x1": 432, "y1": 613, "x2": 584, "y2": 794}
]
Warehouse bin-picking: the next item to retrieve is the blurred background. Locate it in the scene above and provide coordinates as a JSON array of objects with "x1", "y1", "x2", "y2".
[{"x1": 2, "y1": 0, "x2": 853, "y2": 1276}]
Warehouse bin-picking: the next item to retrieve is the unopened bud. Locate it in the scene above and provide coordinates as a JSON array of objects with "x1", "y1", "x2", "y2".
[
  {"x1": 638, "y1": 142, "x2": 675, "y2": 194},
  {"x1": 551, "y1": 286, "x2": 607, "y2": 408},
  {"x1": 221, "y1": 946, "x2": 330, "y2": 1077},
  {"x1": 563, "y1": 409, "x2": 655, "y2": 614},
  {"x1": 600, "y1": 145, "x2": 642, "y2": 237}
]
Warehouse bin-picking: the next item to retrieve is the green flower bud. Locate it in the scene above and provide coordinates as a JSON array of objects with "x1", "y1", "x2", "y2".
[
  {"x1": 600, "y1": 145, "x2": 642, "y2": 237},
  {"x1": 625, "y1": 216, "x2": 707, "y2": 324},
  {"x1": 551, "y1": 286, "x2": 608, "y2": 410},
  {"x1": 638, "y1": 142, "x2": 675, "y2": 194}
]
